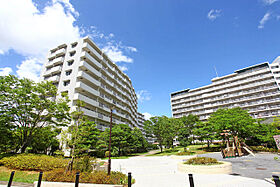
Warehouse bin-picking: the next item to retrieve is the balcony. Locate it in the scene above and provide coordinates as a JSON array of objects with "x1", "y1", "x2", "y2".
[
  {"x1": 81, "y1": 51, "x2": 102, "y2": 69},
  {"x1": 55, "y1": 48, "x2": 66, "y2": 56},
  {"x1": 47, "y1": 66, "x2": 62, "y2": 75},
  {"x1": 73, "y1": 93, "x2": 98, "y2": 107},
  {"x1": 75, "y1": 82, "x2": 99, "y2": 96},
  {"x1": 81, "y1": 108, "x2": 98, "y2": 118},
  {"x1": 45, "y1": 75, "x2": 60, "y2": 83},
  {"x1": 77, "y1": 71, "x2": 100, "y2": 87},
  {"x1": 82, "y1": 43, "x2": 102, "y2": 60},
  {"x1": 79, "y1": 61, "x2": 101, "y2": 77},
  {"x1": 53, "y1": 57, "x2": 64, "y2": 66}
]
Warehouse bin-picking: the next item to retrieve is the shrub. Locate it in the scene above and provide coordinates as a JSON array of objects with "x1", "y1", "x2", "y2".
[
  {"x1": 74, "y1": 156, "x2": 96, "y2": 172},
  {"x1": 176, "y1": 151, "x2": 194, "y2": 156},
  {"x1": 0, "y1": 154, "x2": 68, "y2": 171},
  {"x1": 184, "y1": 157, "x2": 221, "y2": 165},
  {"x1": 251, "y1": 146, "x2": 280, "y2": 153},
  {"x1": 44, "y1": 169, "x2": 133, "y2": 185}
]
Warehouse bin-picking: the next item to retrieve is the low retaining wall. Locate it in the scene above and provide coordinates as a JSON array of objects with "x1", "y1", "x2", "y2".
[
  {"x1": 177, "y1": 161, "x2": 232, "y2": 174},
  {"x1": 33, "y1": 181, "x2": 123, "y2": 187}
]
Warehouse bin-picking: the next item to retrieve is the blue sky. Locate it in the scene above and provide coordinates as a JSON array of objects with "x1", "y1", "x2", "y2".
[{"x1": 1, "y1": 0, "x2": 280, "y2": 119}]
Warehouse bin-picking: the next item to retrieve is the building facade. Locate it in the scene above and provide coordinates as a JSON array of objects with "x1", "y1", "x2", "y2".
[
  {"x1": 40, "y1": 36, "x2": 141, "y2": 130},
  {"x1": 171, "y1": 57, "x2": 280, "y2": 120}
]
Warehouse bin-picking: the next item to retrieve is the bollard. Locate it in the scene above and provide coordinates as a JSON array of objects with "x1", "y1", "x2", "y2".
[
  {"x1": 273, "y1": 175, "x2": 280, "y2": 187},
  {"x1": 7, "y1": 171, "x2": 15, "y2": 187},
  {"x1": 75, "y1": 172, "x2": 80, "y2": 187},
  {"x1": 37, "y1": 171, "x2": 43, "y2": 187},
  {"x1": 188, "y1": 174, "x2": 194, "y2": 187},
  {"x1": 128, "y1": 172, "x2": 132, "y2": 187}
]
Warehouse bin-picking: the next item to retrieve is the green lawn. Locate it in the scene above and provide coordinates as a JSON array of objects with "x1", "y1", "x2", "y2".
[
  {"x1": 0, "y1": 167, "x2": 38, "y2": 183},
  {"x1": 101, "y1": 151, "x2": 149, "y2": 160},
  {"x1": 147, "y1": 144, "x2": 221, "y2": 156}
]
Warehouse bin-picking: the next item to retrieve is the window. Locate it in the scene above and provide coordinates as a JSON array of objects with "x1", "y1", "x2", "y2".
[
  {"x1": 71, "y1": 42, "x2": 77, "y2": 48},
  {"x1": 70, "y1": 51, "x2": 76, "y2": 57},
  {"x1": 63, "y1": 80, "x2": 70, "y2": 86},
  {"x1": 272, "y1": 65, "x2": 279, "y2": 69},
  {"x1": 66, "y1": 70, "x2": 72, "y2": 76},
  {"x1": 68, "y1": 60, "x2": 74, "y2": 66},
  {"x1": 46, "y1": 67, "x2": 52, "y2": 71}
]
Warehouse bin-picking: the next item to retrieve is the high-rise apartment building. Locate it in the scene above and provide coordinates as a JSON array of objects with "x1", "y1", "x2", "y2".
[
  {"x1": 40, "y1": 36, "x2": 141, "y2": 130},
  {"x1": 171, "y1": 57, "x2": 280, "y2": 120}
]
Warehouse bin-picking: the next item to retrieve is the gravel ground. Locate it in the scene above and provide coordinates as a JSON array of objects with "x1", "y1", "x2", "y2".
[{"x1": 199, "y1": 152, "x2": 280, "y2": 179}]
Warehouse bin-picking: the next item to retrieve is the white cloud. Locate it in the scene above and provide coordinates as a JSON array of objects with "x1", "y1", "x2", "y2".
[
  {"x1": 143, "y1": 112, "x2": 153, "y2": 120},
  {"x1": 258, "y1": 12, "x2": 271, "y2": 29},
  {"x1": 0, "y1": 67, "x2": 13, "y2": 76},
  {"x1": 102, "y1": 42, "x2": 134, "y2": 63},
  {"x1": 16, "y1": 58, "x2": 42, "y2": 81},
  {"x1": 0, "y1": 0, "x2": 81, "y2": 81},
  {"x1": 136, "y1": 90, "x2": 151, "y2": 102},
  {"x1": 207, "y1": 9, "x2": 222, "y2": 21},
  {"x1": 0, "y1": 0, "x2": 137, "y2": 80},
  {"x1": 119, "y1": 66, "x2": 128, "y2": 72},
  {"x1": 262, "y1": 0, "x2": 278, "y2": 5}
]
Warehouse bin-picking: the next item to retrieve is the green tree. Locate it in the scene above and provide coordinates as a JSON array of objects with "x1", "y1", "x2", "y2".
[
  {"x1": 208, "y1": 107, "x2": 256, "y2": 139},
  {"x1": 0, "y1": 75, "x2": 70, "y2": 153},
  {"x1": 144, "y1": 116, "x2": 178, "y2": 152},
  {"x1": 193, "y1": 122, "x2": 216, "y2": 148},
  {"x1": 65, "y1": 100, "x2": 100, "y2": 171},
  {"x1": 130, "y1": 127, "x2": 148, "y2": 153},
  {"x1": 251, "y1": 118, "x2": 280, "y2": 147},
  {"x1": 177, "y1": 114, "x2": 199, "y2": 150},
  {"x1": 28, "y1": 126, "x2": 61, "y2": 154}
]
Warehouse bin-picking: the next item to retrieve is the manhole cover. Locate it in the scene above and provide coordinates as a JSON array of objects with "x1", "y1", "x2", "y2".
[{"x1": 256, "y1": 168, "x2": 267, "y2": 170}]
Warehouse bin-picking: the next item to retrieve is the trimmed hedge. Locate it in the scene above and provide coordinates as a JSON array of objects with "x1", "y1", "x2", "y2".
[
  {"x1": 176, "y1": 151, "x2": 194, "y2": 156},
  {"x1": 184, "y1": 157, "x2": 221, "y2": 165},
  {"x1": 251, "y1": 146, "x2": 280, "y2": 153},
  {"x1": 44, "y1": 169, "x2": 132, "y2": 185},
  {"x1": 0, "y1": 154, "x2": 68, "y2": 171}
]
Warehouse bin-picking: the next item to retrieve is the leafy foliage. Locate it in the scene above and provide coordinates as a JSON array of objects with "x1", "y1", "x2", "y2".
[
  {"x1": 44, "y1": 169, "x2": 132, "y2": 184},
  {"x1": 184, "y1": 157, "x2": 220, "y2": 165},
  {"x1": 0, "y1": 154, "x2": 68, "y2": 171},
  {"x1": 0, "y1": 75, "x2": 70, "y2": 153},
  {"x1": 208, "y1": 107, "x2": 256, "y2": 139}
]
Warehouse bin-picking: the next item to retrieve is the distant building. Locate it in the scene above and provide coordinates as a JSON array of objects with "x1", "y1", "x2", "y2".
[
  {"x1": 171, "y1": 57, "x2": 280, "y2": 120},
  {"x1": 40, "y1": 36, "x2": 145, "y2": 132}
]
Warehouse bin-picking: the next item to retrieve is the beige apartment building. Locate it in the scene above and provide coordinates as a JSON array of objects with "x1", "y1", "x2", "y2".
[
  {"x1": 171, "y1": 57, "x2": 280, "y2": 120},
  {"x1": 40, "y1": 36, "x2": 142, "y2": 131}
]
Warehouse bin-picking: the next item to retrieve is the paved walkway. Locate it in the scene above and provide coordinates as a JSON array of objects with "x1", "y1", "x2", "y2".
[
  {"x1": 199, "y1": 152, "x2": 280, "y2": 180},
  {"x1": 112, "y1": 156, "x2": 274, "y2": 187}
]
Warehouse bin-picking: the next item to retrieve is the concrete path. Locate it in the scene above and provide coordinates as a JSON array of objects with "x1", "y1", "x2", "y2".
[
  {"x1": 111, "y1": 156, "x2": 274, "y2": 187},
  {"x1": 199, "y1": 152, "x2": 280, "y2": 180}
]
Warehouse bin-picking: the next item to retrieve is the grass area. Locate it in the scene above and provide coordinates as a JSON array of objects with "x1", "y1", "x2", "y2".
[
  {"x1": 147, "y1": 144, "x2": 221, "y2": 156},
  {"x1": 0, "y1": 166, "x2": 38, "y2": 183},
  {"x1": 101, "y1": 151, "x2": 149, "y2": 160}
]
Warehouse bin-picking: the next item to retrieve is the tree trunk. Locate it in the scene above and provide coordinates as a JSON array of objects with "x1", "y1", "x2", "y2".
[{"x1": 207, "y1": 140, "x2": 210, "y2": 148}]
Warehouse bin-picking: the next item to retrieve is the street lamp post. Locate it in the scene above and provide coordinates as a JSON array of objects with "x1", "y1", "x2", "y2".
[{"x1": 108, "y1": 107, "x2": 114, "y2": 175}]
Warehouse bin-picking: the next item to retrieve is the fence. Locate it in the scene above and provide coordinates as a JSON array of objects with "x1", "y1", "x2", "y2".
[{"x1": 7, "y1": 171, "x2": 133, "y2": 187}]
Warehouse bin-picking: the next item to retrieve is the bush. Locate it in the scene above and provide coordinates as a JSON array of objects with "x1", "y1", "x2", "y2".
[
  {"x1": 74, "y1": 156, "x2": 96, "y2": 172},
  {"x1": 176, "y1": 151, "x2": 194, "y2": 156},
  {"x1": 44, "y1": 169, "x2": 133, "y2": 185},
  {"x1": 0, "y1": 154, "x2": 68, "y2": 171},
  {"x1": 251, "y1": 146, "x2": 280, "y2": 153},
  {"x1": 184, "y1": 157, "x2": 221, "y2": 165}
]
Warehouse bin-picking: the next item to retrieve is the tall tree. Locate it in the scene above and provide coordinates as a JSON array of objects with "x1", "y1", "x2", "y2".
[
  {"x1": 193, "y1": 122, "x2": 216, "y2": 148},
  {"x1": 0, "y1": 75, "x2": 70, "y2": 153},
  {"x1": 177, "y1": 114, "x2": 199, "y2": 151},
  {"x1": 144, "y1": 116, "x2": 177, "y2": 152},
  {"x1": 208, "y1": 107, "x2": 256, "y2": 139}
]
